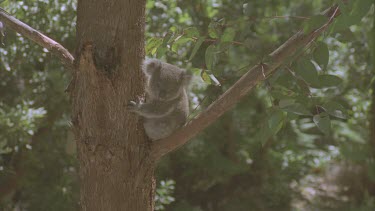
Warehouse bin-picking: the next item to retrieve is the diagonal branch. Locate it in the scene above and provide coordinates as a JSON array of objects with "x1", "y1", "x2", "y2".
[
  {"x1": 150, "y1": 5, "x2": 340, "y2": 160},
  {"x1": 0, "y1": 8, "x2": 74, "y2": 70}
]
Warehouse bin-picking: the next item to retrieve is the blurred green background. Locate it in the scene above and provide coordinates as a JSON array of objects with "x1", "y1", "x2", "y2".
[{"x1": 0, "y1": 0, "x2": 374, "y2": 210}]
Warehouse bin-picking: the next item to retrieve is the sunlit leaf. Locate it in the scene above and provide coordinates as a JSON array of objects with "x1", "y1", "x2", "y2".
[
  {"x1": 200, "y1": 70, "x2": 212, "y2": 84},
  {"x1": 146, "y1": 37, "x2": 163, "y2": 56},
  {"x1": 169, "y1": 26, "x2": 178, "y2": 33}
]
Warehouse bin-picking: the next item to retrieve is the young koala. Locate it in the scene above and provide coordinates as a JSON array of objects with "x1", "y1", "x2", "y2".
[{"x1": 128, "y1": 59, "x2": 191, "y2": 140}]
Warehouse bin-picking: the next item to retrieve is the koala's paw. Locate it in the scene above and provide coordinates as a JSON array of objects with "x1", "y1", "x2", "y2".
[{"x1": 127, "y1": 101, "x2": 140, "y2": 112}]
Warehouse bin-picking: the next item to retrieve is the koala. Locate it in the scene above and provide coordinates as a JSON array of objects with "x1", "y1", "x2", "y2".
[{"x1": 128, "y1": 59, "x2": 192, "y2": 140}]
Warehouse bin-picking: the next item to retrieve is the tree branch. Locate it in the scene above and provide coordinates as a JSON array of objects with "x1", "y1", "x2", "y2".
[
  {"x1": 0, "y1": 8, "x2": 74, "y2": 70},
  {"x1": 150, "y1": 5, "x2": 340, "y2": 160}
]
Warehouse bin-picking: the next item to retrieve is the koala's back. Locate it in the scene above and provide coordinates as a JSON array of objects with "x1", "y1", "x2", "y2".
[{"x1": 143, "y1": 90, "x2": 189, "y2": 140}]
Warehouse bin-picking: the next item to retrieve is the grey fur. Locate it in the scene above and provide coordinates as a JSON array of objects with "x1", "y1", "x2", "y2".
[{"x1": 128, "y1": 59, "x2": 191, "y2": 140}]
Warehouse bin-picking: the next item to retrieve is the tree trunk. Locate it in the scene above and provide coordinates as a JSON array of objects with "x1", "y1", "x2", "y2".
[{"x1": 71, "y1": 0, "x2": 154, "y2": 210}]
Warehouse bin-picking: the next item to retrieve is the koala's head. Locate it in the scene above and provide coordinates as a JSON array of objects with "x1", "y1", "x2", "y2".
[{"x1": 143, "y1": 59, "x2": 191, "y2": 101}]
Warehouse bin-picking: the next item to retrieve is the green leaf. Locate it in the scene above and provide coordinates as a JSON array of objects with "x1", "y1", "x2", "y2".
[
  {"x1": 336, "y1": 0, "x2": 351, "y2": 14},
  {"x1": 351, "y1": 0, "x2": 373, "y2": 23},
  {"x1": 200, "y1": 70, "x2": 212, "y2": 84},
  {"x1": 313, "y1": 112, "x2": 331, "y2": 135},
  {"x1": 171, "y1": 37, "x2": 192, "y2": 53},
  {"x1": 146, "y1": 37, "x2": 163, "y2": 56},
  {"x1": 208, "y1": 22, "x2": 221, "y2": 38},
  {"x1": 313, "y1": 42, "x2": 329, "y2": 70},
  {"x1": 304, "y1": 15, "x2": 328, "y2": 33},
  {"x1": 205, "y1": 45, "x2": 217, "y2": 70},
  {"x1": 295, "y1": 77, "x2": 311, "y2": 95},
  {"x1": 335, "y1": 29, "x2": 356, "y2": 43},
  {"x1": 255, "y1": 122, "x2": 272, "y2": 145},
  {"x1": 332, "y1": 13, "x2": 357, "y2": 31},
  {"x1": 280, "y1": 103, "x2": 312, "y2": 116},
  {"x1": 317, "y1": 74, "x2": 343, "y2": 88},
  {"x1": 268, "y1": 110, "x2": 286, "y2": 134},
  {"x1": 221, "y1": 27, "x2": 236, "y2": 42},
  {"x1": 162, "y1": 32, "x2": 173, "y2": 46},
  {"x1": 278, "y1": 98, "x2": 295, "y2": 108},
  {"x1": 333, "y1": 0, "x2": 373, "y2": 32},
  {"x1": 169, "y1": 26, "x2": 178, "y2": 33},
  {"x1": 295, "y1": 59, "x2": 319, "y2": 87},
  {"x1": 184, "y1": 27, "x2": 200, "y2": 38},
  {"x1": 189, "y1": 36, "x2": 205, "y2": 61},
  {"x1": 322, "y1": 101, "x2": 347, "y2": 119}
]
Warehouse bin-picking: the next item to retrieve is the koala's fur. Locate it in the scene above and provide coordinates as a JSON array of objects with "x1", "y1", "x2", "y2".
[{"x1": 128, "y1": 59, "x2": 191, "y2": 140}]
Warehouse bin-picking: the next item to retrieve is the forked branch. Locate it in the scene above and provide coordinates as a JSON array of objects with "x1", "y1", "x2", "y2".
[
  {"x1": 151, "y1": 5, "x2": 340, "y2": 160},
  {"x1": 0, "y1": 8, "x2": 74, "y2": 70}
]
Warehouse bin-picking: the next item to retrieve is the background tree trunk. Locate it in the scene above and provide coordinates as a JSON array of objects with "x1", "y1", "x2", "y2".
[{"x1": 71, "y1": 0, "x2": 154, "y2": 210}]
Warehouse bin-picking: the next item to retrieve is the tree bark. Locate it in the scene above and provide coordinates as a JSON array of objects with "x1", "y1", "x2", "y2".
[{"x1": 71, "y1": 0, "x2": 154, "y2": 210}]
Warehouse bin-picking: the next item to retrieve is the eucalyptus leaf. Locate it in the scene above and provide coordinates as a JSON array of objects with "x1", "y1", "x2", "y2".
[
  {"x1": 268, "y1": 110, "x2": 286, "y2": 134},
  {"x1": 317, "y1": 74, "x2": 343, "y2": 88},
  {"x1": 221, "y1": 27, "x2": 236, "y2": 42},
  {"x1": 335, "y1": 29, "x2": 356, "y2": 43},
  {"x1": 350, "y1": 0, "x2": 373, "y2": 24},
  {"x1": 295, "y1": 59, "x2": 319, "y2": 87},
  {"x1": 205, "y1": 45, "x2": 217, "y2": 70},
  {"x1": 184, "y1": 27, "x2": 200, "y2": 38},
  {"x1": 201, "y1": 70, "x2": 212, "y2": 84},
  {"x1": 322, "y1": 101, "x2": 347, "y2": 119},
  {"x1": 146, "y1": 37, "x2": 163, "y2": 55},
  {"x1": 171, "y1": 37, "x2": 192, "y2": 53},
  {"x1": 313, "y1": 112, "x2": 331, "y2": 135},
  {"x1": 189, "y1": 36, "x2": 205, "y2": 61},
  {"x1": 281, "y1": 103, "x2": 312, "y2": 116},
  {"x1": 313, "y1": 42, "x2": 329, "y2": 70},
  {"x1": 208, "y1": 22, "x2": 221, "y2": 38}
]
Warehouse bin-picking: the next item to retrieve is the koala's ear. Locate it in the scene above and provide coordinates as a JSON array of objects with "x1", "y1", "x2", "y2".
[
  {"x1": 181, "y1": 71, "x2": 193, "y2": 86},
  {"x1": 142, "y1": 59, "x2": 161, "y2": 75}
]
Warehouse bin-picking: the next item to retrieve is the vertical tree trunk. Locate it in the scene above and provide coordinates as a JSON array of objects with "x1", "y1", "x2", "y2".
[{"x1": 71, "y1": 0, "x2": 155, "y2": 210}]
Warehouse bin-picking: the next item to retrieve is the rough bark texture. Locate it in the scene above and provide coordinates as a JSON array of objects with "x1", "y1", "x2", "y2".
[{"x1": 71, "y1": 0, "x2": 154, "y2": 210}]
